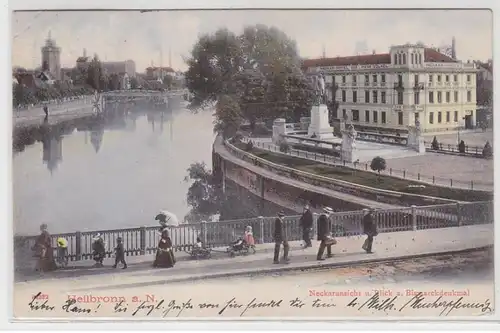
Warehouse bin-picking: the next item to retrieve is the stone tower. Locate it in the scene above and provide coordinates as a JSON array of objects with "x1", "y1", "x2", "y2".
[{"x1": 41, "y1": 30, "x2": 61, "y2": 80}]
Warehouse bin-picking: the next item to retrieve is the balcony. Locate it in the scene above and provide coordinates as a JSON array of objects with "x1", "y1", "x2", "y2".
[
  {"x1": 364, "y1": 81, "x2": 370, "y2": 86},
  {"x1": 393, "y1": 104, "x2": 403, "y2": 111},
  {"x1": 411, "y1": 105, "x2": 424, "y2": 112},
  {"x1": 352, "y1": 82, "x2": 358, "y2": 87},
  {"x1": 444, "y1": 82, "x2": 451, "y2": 87},
  {"x1": 340, "y1": 82, "x2": 347, "y2": 87},
  {"x1": 372, "y1": 82, "x2": 379, "y2": 87},
  {"x1": 380, "y1": 81, "x2": 386, "y2": 87},
  {"x1": 393, "y1": 82, "x2": 404, "y2": 90}
]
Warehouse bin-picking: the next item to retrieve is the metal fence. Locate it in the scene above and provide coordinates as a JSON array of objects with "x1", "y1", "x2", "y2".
[
  {"x1": 242, "y1": 138, "x2": 493, "y2": 191},
  {"x1": 14, "y1": 201, "x2": 493, "y2": 263}
]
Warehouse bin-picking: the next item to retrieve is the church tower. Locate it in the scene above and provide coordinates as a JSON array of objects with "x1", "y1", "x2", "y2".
[{"x1": 41, "y1": 30, "x2": 61, "y2": 80}]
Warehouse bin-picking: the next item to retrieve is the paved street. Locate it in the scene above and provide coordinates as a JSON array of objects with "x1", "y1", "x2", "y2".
[{"x1": 423, "y1": 129, "x2": 493, "y2": 147}]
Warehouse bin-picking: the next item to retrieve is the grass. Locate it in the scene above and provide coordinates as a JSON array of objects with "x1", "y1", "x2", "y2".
[{"x1": 232, "y1": 141, "x2": 492, "y2": 202}]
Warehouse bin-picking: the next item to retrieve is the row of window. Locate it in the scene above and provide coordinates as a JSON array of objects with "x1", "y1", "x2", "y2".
[
  {"x1": 394, "y1": 52, "x2": 422, "y2": 66},
  {"x1": 334, "y1": 109, "x2": 404, "y2": 126},
  {"x1": 340, "y1": 90, "x2": 473, "y2": 105},
  {"x1": 336, "y1": 73, "x2": 472, "y2": 85},
  {"x1": 429, "y1": 111, "x2": 460, "y2": 124}
]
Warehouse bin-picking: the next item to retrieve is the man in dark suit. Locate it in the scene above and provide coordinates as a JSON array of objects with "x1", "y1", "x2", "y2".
[
  {"x1": 299, "y1": 204, "x2": 313, "y2": 248},
  {"x1": 362, "y1": 208, "x2": 378, "y2": 254},
  {"x1": 273, "y1": 211, "x2": 290, "y2": 264},
  {"x1": 316, "y1": 207, "x2": 334, "y2": 260}
]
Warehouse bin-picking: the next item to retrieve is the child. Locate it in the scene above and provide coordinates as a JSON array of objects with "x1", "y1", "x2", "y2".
[
  {"x1": 194, "y1": 237, "x2": 203, "y2": 249},
  {"x1": 244, "y1": 226, "x2": 255, "y2": 247},
  {"x1": 113, "y1": 237, "x2": 127, "y2": 269},
  {"x1": 56, "y1": 237, "x2": 68, "y2": 267}
]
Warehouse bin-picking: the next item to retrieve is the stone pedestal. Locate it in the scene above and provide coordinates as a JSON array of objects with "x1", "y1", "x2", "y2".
[
  {"x1": 299, "y1": 117, "x2": 311, "y2": 130},
  {"x1": 272, "y1": 118, "x2": 286, "y2": 145},
  {"x1": 407, "y1": 126, "x2": 425, "y2": 153},
  {"x1": 341, "y1": 126, "x2": 358, "y2": 163},
  {"x1": 308, "y1": 104, "x2": 334, "y2": 139}
]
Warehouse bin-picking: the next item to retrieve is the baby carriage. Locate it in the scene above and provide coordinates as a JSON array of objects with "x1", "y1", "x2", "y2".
[
  {"x1": 188, "y1": 237, "x2": 212, "y2": 260},
  {"x1": 227, "y1": 226, "x2": 256, "y2": 257}
]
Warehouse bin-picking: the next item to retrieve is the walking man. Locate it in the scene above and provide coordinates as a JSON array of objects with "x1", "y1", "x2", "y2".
[
  {"x1": 362, "y1": 208, "x2": 377, "y2": 254},
  {"x1": 316, "y1": 207, "x2": 334, "y2": 261},
  {"x1": 299, "y1": 204, "x2": 313, "y2": 248},
  {"x1": 273, "y1": 211, "x2": 290, "y2": 264},
  {"x1": 43, "y1": 105, "x2": 49, "y2": 118},
  {"x1": 113, "y1": 237, "x2": 127, "y2": 269}
]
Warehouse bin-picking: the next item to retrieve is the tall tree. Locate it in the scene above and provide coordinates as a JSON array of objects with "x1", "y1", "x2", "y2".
[{"x1": 86, "y1": 55, "x2": 105, "y2": 91}]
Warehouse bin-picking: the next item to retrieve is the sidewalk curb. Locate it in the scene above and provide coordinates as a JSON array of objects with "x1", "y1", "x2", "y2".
[{"x1": 97, "y1": 245, "x2": 492, "y2": 290}]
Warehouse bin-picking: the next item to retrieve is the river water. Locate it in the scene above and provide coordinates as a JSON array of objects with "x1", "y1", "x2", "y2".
[{"x1": 13, "y1": 104, "x2": 215, "y2": 235}]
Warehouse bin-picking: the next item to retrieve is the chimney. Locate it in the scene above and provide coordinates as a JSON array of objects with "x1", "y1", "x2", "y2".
[
  {"x1": 83, "y1": 48, "x2": 87, "y2": 58},
  {"x1": 372, "y1": 50, "x2": 376, "y2": 55},
  {"x1": 451, "y1": 36, "x2": 456, "y2": 60}
]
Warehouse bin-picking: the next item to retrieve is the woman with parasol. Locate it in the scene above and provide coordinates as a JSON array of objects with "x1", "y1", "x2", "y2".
[{"x1": 153, "y1": 211, "x2": 178, "y2": 268}]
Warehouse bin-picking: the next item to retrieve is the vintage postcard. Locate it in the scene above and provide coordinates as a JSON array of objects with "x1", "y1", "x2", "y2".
[{"x1": 10, "y1": 7, "x2": 495, "y2": 321}]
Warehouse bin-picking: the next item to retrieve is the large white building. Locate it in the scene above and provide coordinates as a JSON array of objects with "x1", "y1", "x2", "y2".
[{"x1": 302, "y1": 44, "x2": 478, "y2": 133}]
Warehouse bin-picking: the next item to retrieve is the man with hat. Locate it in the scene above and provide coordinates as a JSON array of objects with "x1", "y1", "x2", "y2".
[
  {"x1": 273, "y1": 210, "x2": 290, "y2": 264},
  {"x1": 316, "y1": 207, "x2": 334, "y2": 260},
  {"x1": 362, "y1": 208, "x2": 378, "y2": 254},
  {"x1": 299, "y1": 204, "x2": 313, "y2": 248}
]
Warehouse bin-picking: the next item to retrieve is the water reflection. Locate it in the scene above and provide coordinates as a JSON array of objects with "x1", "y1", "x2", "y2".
[{"x1": 13, "y1": 101, "x2": 215, "y2": 235}]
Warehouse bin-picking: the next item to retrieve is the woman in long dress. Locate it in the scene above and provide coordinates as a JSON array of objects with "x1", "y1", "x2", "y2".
[
  {"x1": 33, "y1": 224, "x2": 57, "y2": 272},
  {"x1": 153, "y1": 228, "x2": 175, "y2": 268}
]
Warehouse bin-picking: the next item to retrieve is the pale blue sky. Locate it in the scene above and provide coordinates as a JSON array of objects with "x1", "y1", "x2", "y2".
[{"x1": 11, "y1": 9, "x2": 493, "y2": 72}]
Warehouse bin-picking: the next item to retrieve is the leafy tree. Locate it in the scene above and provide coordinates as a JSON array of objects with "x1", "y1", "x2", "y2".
[
  {"x1": 431, "y1": 136, "x2": 439, "y2": 150},
  {"x1": 245, "y1": 140, "x2": 254, "y2": 152},
  {"x1": 108, "y1": 73, "x2": 121, "y2": 91},
  {"x1": 483, "y1": 141, "x2": 493, "y2": 158},
  {"x1": 213, "y1": 94, "x2": 243, "y2": 139},
  {"x1": 86, "y1": 55, "x2": 105, "y2": 91},
  {"x1": 183, "y1": 162, "x2": 223, "y2": 222},
  {"x1": 370, "y1": 156, "x2": 387, "y2": 180},
  {"x1": 130, "y1": 77, "x2": 139, "y2": 89}
]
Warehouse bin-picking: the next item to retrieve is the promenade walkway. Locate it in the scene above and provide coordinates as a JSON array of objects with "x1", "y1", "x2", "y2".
[
  {"x1": 215, "y1": 136, "x2": 400, "y2": 210},
  {"x1": 243, "y1": 137, "x2": 493, "y2": 191},
  {"x1": 15, "y1": 224, "x2": 493, "y2": 288}
]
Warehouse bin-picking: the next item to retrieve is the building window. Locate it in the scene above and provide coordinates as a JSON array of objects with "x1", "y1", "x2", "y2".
[
  {"x1": 429, "y1": 112, "x2": 434, "y2": 124},
  {"x1": 437, "y1": 75, "x2": 441, "y2": 82},
  {"x1": 381, "y1": 74, "x2": 386, "y2": 83},
  {"x1": 446, "y1": 111, "x2": 450, "y2": 122},
  {"x1": 429, "y1": 75, "x2": 433, "y2": 83},
  {"x1": 414, "y1": 74, "x2": 419, "y2": 84},
  {"x1": 398, "y1": 112, "x2": 403, "y2": 125},
  {"x1": 352, "y1": 110, "x2": 359, "y2": 121},
  {"x1": 382, "y1": 111, "x2": 387, "y2": 124},
  {"x1": 397, "y1": 74, "x2": 403, "y2": 84},
  {"x1": 342, "y1": 109, "x2": 347, "y2": 119},
  {"x1": 454, "y1": 91, "x2": 458, "y2": 102},
  {"x1": 445, "y1": 75, "x2": 449, "y2": 82},
  {"x1": 429, "y1": 91, "x2": 434, "y2": 103},
  {"x1": 372, "y1": 91, "x2": 378, "y2": 103},
  {"x1": 397, "y1": 91, "x2": 403, "y2": 105},
  {"x1": 402, "y1": 53, "x2": 406, "y2": 64},
  {"x1": 467, "y1": 74, "x2": 471, "y2": 82},
  {"x1": 372, "y1": 75, "x2": 377, "y2": 83},
  {"x1": 454, "y1": 74, "x2": 458, "y2": 82},
  {"x1": 332, "y1": 107, "x2": 338, "y2": 119},
  {"x1": 364, "y1": 74, "x2": 369, "y2": 85},
  {"x1": 342, "y1": 90, "x2": 346, "y2": 102},
  {"x1": 418, "y1": 53, "x2": 422, "y2": 64},
  {"x1": 352, "y1": 91, "x2": 357, "y2": 103},
  {"x1": 437, "y1": 91, "x2": 442, "y2": 103},
  {"x1": 446, "y1": 91, "x2": 450, "y2": 103},
  {"x1": 454, "y1": 111, "x2": 458, "y2": 122},
  {"x1": 365, "y1": 110, "x2": 370, "y2": 122},
  {"x1": 411, "y1": 53, "x2": 414, "y2": 64},
  {"x1": 393, "y1": 54, "x2": 397, "y2": 64},
  {"x1": 342, "y1": 76, "x2": 346, "y2": 84},
  {"x1": 373, "y1": 111, "x2": 378, "y2": 123},
  {"x1": 352, "y1": 75, "x2": 357, "y2": 84},
  {"x1": 438, "y1": 111, "x2": 442, "y2": 123},
  {"x1": 365, "y1": 90, "x2": 370, "y2": 103},
  {"x1": 467, "y1": 90, "x2": 472, "y2": 102},
  {"x1": 414, "y1": 91, "x2": 420, "y2": 105},
  {"x1": 381, "y1": 91, "x2": 386, "y2": 104}
]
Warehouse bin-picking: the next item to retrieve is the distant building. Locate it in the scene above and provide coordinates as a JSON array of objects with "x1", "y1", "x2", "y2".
[
  {"x1": 41, "y1": 31, "x2": 61, "y2": 81},
  {"x1": 145, "y1": 66, "x2": 175, "y2": 80},
  {"x1": 102, "y1": 60, "x2": 136, "y2": 77},
  {"x1": 302, "y1": 43, "x2": 478, "y2": 133}
]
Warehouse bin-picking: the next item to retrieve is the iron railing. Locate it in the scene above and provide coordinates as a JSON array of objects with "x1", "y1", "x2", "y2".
[{"x1": 14, "y1": 201, "x2": 493, "y2": 263}]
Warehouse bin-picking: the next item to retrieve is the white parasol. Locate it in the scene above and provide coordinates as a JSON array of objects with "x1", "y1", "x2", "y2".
[{"x1": 155, "y1": 210, "x2": 180, "y2": 227}]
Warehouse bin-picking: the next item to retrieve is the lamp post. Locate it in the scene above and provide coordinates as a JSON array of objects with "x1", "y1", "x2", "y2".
[{"x1": 457, "y1": 116, "x2": 466, "y2": 144}]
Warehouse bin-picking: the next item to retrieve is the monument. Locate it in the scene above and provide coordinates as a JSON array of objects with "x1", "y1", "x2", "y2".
[
  {"x1": 407, "y1": 119, "x2": 426, "y2": 153},
  {"x1": 272, "y1": 118, "x2": 286, "y2": 145},
  {"x1": 341, "y1": 124, "x2": 358, "y2": 163},
  {"x1": 307, "y1": 73, "x2": 334, "y2": 140}
]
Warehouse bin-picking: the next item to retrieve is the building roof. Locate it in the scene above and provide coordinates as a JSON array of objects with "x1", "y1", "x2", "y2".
[
  {"x1": 77, "y1": 56, "x2": 89, "y2": 62},
  {"x1": 302, "y1": 48, "x2": 457, "y2": 68},
  {"x1": 146, "y1": 66, "x2": 175, "y2": 72}
]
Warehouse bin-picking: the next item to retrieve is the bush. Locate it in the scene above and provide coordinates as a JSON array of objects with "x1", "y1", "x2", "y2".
[
  {"x1": 458, "y1": 140, "x2": 466, "y2": 153},
  {"x1": 232, "y1": 131, "x2": 244, "y2": 144},
  {"x1": 431, "y1": 136, "x2": 439, "y2": 150},
  {"x1": 279, "y1": 141, "x2": 291, "y2": 153},
  {"x1": 483, "y1": 141, "x2": 493, "y2": 158},
  {"x1": 370, "y1": 156, "x2": 387, "y2": 175},
  {"x1": 245, "y1": 140, "x2": 254, "y2": 152}
]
